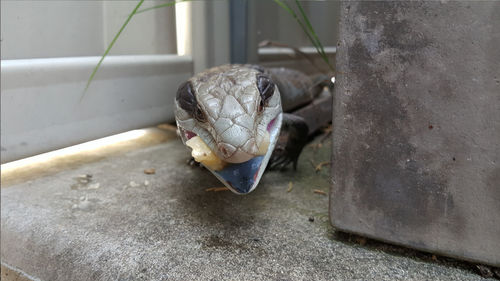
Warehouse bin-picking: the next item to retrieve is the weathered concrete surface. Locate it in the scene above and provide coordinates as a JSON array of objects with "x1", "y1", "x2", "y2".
[
  {"x1": 1, "y1": 128, "x2": 491, "y2": 280},
  {"x1": 331, "y1": 1, "x2": 500, "y2": 267}
]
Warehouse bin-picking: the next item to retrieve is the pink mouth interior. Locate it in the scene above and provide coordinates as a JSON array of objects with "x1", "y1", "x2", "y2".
[
  {"x1": 267, "y1": 117, "x2": 277, "y2": 132},
  {"x1": 185, "y1": 130, "x2": 197, "y2": 140}
]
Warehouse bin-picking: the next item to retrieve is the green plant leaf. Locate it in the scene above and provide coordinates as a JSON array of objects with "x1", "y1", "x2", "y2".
[
  {"x1": 83, "y1": 0, "x2": 333, "y2": 100},
  {"x1": 136, "y1": 0, "x2": 184, "y2": 14},
  {"x1": 273, "y1": 0, "x2": 295, "y2": 15},
  {"x1": 273, "y1": 0, "x2": 334, "y2": 72},
  {"x1": 294, "y1": 0, "x2": 331, "y2": 66},
  {"x1": 273, "y1": 0, "x2": 315, "y2": 52},
  {"x1": 82, "y1": 0, "x2": 145, "y2": 98},
  {"x1": 294, "y1": 0, "x2": 334, "y2": 72}
]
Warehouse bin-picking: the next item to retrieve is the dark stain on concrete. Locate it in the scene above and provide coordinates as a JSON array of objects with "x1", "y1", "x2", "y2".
[
  {"x1": 201, "y1": 235, "x2": 245, "y2": 250},
  {"x1": 200, "y1": 234, "x2": 268, "y2": 259}
]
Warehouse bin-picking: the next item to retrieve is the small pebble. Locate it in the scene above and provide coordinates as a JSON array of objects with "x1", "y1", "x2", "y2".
[
  {"x1": 144, "y1": 168, "x2": 156, "y2": 175},
  {"x1": 144, "y1": 180, "x2": 150, "y2": 186}
]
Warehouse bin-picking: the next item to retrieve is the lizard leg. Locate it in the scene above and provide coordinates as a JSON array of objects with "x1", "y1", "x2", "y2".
[{"x1": 268, "y1": 113, "x2": 309, "y2": 170}]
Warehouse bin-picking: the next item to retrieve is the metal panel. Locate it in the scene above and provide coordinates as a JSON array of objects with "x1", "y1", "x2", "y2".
[{"x1": 330, "y1": 1, "x2": 500, "y2": 267}]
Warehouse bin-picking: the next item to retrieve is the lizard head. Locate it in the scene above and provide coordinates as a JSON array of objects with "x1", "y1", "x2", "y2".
[
  {"x1": 175, "y1": 64, "x2": 282, "y2": 163},
  {"x1": 174, "y1": 64, "x2": 283, "y2": 194}
]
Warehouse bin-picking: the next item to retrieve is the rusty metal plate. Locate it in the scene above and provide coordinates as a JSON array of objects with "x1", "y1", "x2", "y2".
[{"x1": 330, "y1": 1, "x2": 500, "y2": 267}]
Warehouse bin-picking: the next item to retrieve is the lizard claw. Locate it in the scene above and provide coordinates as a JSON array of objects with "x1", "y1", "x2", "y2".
[
  {"x1": 268, "y1": 151, "x2": 293, "y2": 170},
  {"x1": 268, "y1": 113, "x2": 308, "y2": 171},
  {"x1": 269, "y1": 156, "x2": 294, "y2": 171}
]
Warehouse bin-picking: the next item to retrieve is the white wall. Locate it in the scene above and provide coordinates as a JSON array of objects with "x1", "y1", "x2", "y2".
[
  {"x1": 0, "y1": 0, "x2": 177, "y2": 60},
  {"x1": 0, "y1": 1, "x2": 187, "y2": 163},
  {"x1": 0, "y1": 1, "x2": 233, "y2": 163}
]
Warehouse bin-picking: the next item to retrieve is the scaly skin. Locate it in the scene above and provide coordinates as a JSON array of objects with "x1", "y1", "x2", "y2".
[
  {"x1": 174, "y1": 64, "x2": 330, "y2": 194},
  {"x1": 175, "y1": 65, "x2": 282, "y2": 164}
]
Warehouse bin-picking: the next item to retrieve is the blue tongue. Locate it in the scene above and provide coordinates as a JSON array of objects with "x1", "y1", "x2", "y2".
[
  {"x1": 203, "y1": 113, "x2": 282, "y2": 194},
  {"x1": 213, "y1": 156, "x2": 264, "y2": 194}
]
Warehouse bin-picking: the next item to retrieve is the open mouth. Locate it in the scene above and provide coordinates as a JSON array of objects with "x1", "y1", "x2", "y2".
[{"x1": 182, "y1": 114, "x2": 282, "y2": 194}]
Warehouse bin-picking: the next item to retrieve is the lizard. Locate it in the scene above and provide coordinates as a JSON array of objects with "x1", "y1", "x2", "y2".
[{"x1": 174, "y1": 64, "x2": 332, "y2": 194}]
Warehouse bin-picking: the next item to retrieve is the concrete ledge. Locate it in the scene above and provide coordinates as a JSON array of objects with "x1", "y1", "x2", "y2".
[{"x1": 1, "y1": 127, "x2": 490, "y2": 280}]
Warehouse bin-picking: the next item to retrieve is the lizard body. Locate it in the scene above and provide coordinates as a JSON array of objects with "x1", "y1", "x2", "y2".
[{"x1": 174, "y1": 64, "x2": 331, "y2": 194}]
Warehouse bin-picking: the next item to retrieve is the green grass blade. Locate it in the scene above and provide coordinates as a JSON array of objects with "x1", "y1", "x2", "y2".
[
  {"x1": 274, "y1": 0, "x2": 334, "y2": 72},
  {"x1": 294, "y1": 0, "x2": 333, "y2": 71},
  {"x1": 136, "y1": 0, "x2": 185, "y2": 14},
  {"x1": 295, "y1": 0, "x2": 323, "y2": 54},
  {"x1": 273, "y1": 0, "x2": 314, "y2": 47},
  {"x1": 295, "y1": 0, "x2": 321, "y2": 48},
  {"x1": 82, "y1": 0, "x2": 145, "y2": 96},
  {"x1": 273, "y1": 0, "x2": 295, "y2": 15}
]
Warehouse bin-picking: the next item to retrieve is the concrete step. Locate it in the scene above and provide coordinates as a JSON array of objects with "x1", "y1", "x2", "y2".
[{"x1": 1, "y1": 127, "x2": 489, "y2": 280}]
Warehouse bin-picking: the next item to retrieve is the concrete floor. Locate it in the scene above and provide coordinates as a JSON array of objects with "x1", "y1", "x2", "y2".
[{"x1": 1, "y1": 127, "x2": 494, "y2": 280}]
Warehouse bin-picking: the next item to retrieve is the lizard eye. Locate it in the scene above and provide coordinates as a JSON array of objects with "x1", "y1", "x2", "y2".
[
  {"x1": 194, "y1": 105, "x2": 206, "y2": 122},
  {"x1": 256, "y1": 74, "x2": 275, "y2": 113},
  {"x1": 176, "y1": 81, "x2": 206, "y2": 122}
]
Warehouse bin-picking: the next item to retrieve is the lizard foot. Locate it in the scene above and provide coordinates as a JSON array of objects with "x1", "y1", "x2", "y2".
[{"x1": 268, "y1": 113, "x2": 309, "y2": 171}]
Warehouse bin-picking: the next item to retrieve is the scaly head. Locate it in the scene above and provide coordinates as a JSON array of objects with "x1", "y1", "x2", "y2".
[
  {"x1": 175, "y1": 65, "x2": 282, "y2": 163},
  {"x1": 174, "y1": 65, "x2": 283, "y2": 194}
]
